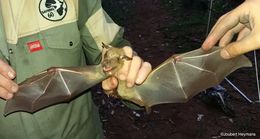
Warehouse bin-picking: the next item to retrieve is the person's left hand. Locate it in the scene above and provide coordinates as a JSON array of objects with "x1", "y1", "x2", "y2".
[
  {"x1": 202, "y1": 0, "x2": 260, "y2": 59},
  {"x1": 102, "y1": 46, "x2": 152, "y2": 93}
]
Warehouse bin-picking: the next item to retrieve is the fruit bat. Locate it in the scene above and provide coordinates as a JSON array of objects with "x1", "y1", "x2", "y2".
[
  {"x1": 115, "y1": 47, "x2": 252, "y2": 109},
  {"x1": 4, "y1": 45, "x2": 252, "y2": 116}
]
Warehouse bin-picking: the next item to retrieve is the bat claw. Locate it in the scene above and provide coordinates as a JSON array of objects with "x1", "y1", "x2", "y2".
[
  {"x1": 47, "y1": 67, "x2": 59, "y2": 72},
  {"x1": 173, "y1": 56, "x2": 181, "y2": 63}
]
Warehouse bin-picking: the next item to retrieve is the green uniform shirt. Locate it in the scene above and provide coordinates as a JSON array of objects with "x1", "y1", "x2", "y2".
[{"x1": 0, "y1": 0, "x2": 129, "y2": 138}]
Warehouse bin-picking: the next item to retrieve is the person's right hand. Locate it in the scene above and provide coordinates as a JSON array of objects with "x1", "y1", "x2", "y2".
[{"x1": 0, "y1": 59, "x2": 18, "y2": 100}]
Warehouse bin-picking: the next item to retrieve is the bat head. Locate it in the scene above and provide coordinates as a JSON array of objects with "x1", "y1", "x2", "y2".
[{"x1": 101, "y1": 43, "x2": 132, "y2": 75}]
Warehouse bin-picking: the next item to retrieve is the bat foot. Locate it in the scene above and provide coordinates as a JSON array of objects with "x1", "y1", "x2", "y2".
[
  {"x1": 107, "y1": 93, "x2": 119, "y2": 99},
  {"x1": 103, "y1": 89, "x2": 119, "y2": 98}
]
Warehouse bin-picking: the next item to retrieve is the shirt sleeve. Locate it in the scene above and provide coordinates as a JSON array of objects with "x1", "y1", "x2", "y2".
[
  {"x1": 78, "y1": 0, "x2": 130, "y2": 65},
  {"x1": 0, "y1": 9, "x2": 8, "y2": 62}
]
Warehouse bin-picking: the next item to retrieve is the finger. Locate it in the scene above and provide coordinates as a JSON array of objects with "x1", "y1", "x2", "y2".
[
  {"x1": 0, "y1": 60, "x2": 16, "y2": 79},
  {"x1": 126, "y1": 56, "x2": 142, "y2": 87},
  {"x1": 135, "y1": 62, "x2": 152, "y2": 85},
  {"x1": 208, "y1": 12, "x2": 230, "y2": 35},
  {"x1": 220, "y1": 33, "x2": 260, "y2": 59},
  {"x1": 117, "y1": 46, "x2": 133, "y2": 80},
  {"x1": 219, "y1": 24, "x2": 245, "y2": 47},
  {"x1": 237, "y1": 27, "x2": 251, "y2": 41},
  {"x1": 202, "y1": 12, "x2": 229, "y2": 51},
  {"x1": 102, "y1": 76, "x2": 118, "y2": 91},
  {"x1": 0, "y1": 74, "x2": 18, "y2": 93},
  {"x1": 0, "y1": 87, "x2": 13, "y2": 100},
  {"x1": 202, "y1": 10, "x2": 240, "y2": 50}
]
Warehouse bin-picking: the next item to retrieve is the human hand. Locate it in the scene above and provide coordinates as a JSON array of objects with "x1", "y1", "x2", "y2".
[
  {"x1": 0, "y1": 59, "x2": 18, "y2": 100},
  {"x1": 202, "y1": 0, "x2": 260, "y2": 59},
  {"x1": 102, "y1": 46, "x2": 152, "y2": 93}
]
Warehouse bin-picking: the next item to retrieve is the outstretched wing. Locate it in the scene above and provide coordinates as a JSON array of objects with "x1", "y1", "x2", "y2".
[
  {"x1": 117, "y1": 47, "x2": 252, "y2": 107},
  {"x1": 4, "y1": 65, "x2": 108, "y2": 115}
]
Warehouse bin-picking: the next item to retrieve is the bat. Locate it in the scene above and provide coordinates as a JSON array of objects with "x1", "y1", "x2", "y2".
[
  {"x1": 4, "y1": 45, "x2": 252, "y2": 115},
  {"x1": 114, "y1": 47, "x2": 252, "y2": 111}
]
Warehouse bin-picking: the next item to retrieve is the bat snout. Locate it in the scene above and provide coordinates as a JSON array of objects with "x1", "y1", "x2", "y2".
[{"x1": 102, "y1": 65, "x2": 113, "y2": 72}]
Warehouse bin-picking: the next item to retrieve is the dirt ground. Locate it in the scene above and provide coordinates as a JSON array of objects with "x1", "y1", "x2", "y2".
[{"x1": 93, "y1": 0, "x2": 260, "y2": 138}]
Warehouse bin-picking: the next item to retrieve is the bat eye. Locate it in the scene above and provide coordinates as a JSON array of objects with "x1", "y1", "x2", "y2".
[{"x1": 120, "y1": 55, "x2": 132, "y2": 61}]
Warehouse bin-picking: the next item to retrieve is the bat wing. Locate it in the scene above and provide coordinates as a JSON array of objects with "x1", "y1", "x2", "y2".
[
  {"x1": 117, "y1": 47, "x2": 252, "y2": 107},
  {"x1": 4, "y1": 65, "x2": 107, "y2": 115}
]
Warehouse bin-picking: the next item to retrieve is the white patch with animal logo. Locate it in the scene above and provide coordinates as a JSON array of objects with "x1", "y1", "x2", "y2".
[{"x1": 39, "y1": 0, "x2": 68, "y2": 21}]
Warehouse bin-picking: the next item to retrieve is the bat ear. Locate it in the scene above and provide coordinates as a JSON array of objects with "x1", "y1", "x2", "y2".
[
  {"x1": 120, "y1": 55, "x2": 132, "y2": 61},
  {"x1": 102, "y1": 42, "x2": 110, "y2": 49}
]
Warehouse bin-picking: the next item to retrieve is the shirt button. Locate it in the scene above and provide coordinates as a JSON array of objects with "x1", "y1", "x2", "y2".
[
  {"x1": 8, "y1": 48, "x2": 13, "y2": 54},
  {"x1": 69, "y1": 41, "x2": 73, "y2": 46}
]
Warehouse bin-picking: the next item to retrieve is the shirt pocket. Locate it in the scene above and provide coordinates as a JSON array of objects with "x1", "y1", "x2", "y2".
[{"x1": 43, "y1": 22, "x2": 81, "y2": 50}]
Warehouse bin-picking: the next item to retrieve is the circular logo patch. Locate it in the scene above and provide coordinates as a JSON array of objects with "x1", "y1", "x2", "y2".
[{"x1": 39, "y1": 0, "x2": 68, "y2": 21}]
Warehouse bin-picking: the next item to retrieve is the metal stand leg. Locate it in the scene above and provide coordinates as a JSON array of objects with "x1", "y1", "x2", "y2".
[
  {"x1": 205, "y1": 0, "x2": 214, "y2": 37},
  {"x1": 225, "y1": 78, "x2": 253, "y2": 103},
  {"x1": 254, "y1": 51, "x2": 260, "y2": 103}
]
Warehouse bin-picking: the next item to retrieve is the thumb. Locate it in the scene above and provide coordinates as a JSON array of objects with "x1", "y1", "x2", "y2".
[
  {"x1": 102, "y1": 76, "x2": 118, "y2": 91},
  {"x1": 220, "y1": 34, "x2": 260, "y2": 59}
]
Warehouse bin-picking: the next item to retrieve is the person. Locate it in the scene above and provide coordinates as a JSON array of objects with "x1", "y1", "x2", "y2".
[
  {"x1": 202, "y1": 0, "x2": 260, "y2": 59},
  {"x1": 0, "y1": 0, "x2": 151, "y2": 138}
]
